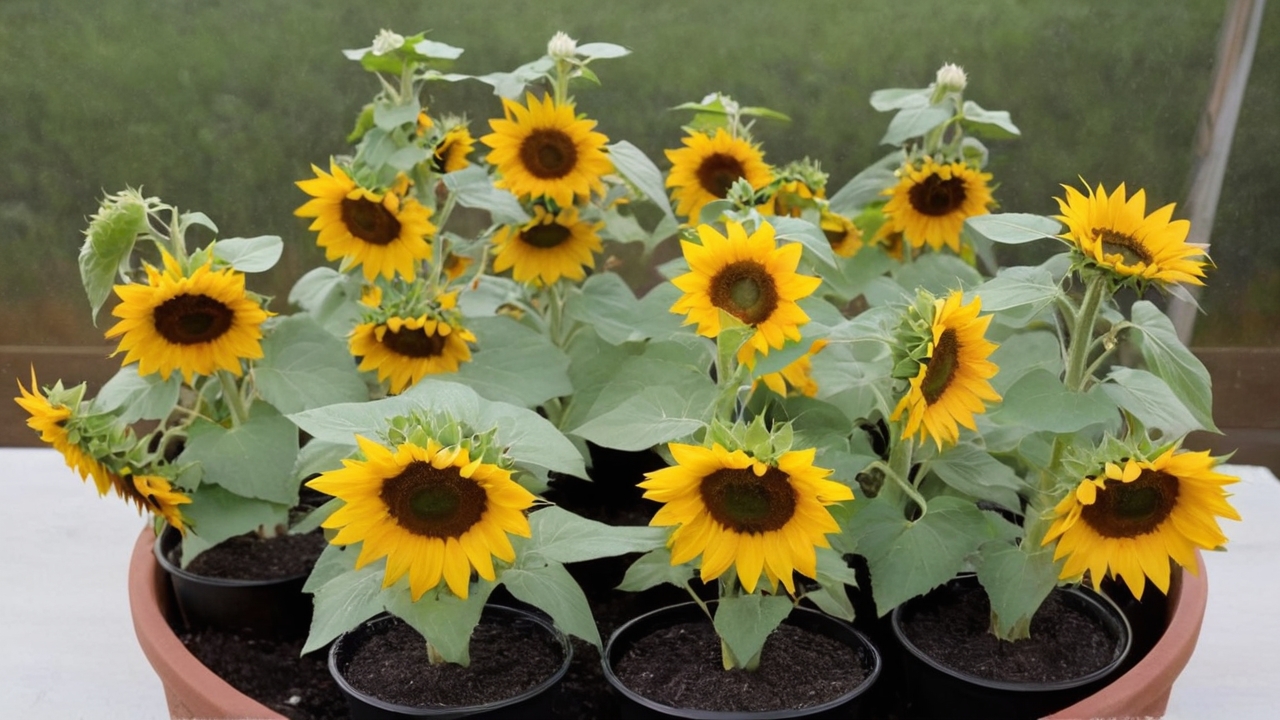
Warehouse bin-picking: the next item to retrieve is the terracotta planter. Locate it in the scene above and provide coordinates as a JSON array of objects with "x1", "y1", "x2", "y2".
[{"x1": 127, "y1": 528, "x2": 283, "y2": 720}]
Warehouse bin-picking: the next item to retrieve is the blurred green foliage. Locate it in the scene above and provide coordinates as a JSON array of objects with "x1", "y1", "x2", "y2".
[{"x1": 0, "y1": 0, "x2": 1273, "y2": 346}]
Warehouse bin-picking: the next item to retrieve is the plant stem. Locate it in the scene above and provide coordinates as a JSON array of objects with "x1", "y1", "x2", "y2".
[
  {"x1": 1064, "y1": 273, "x2": 1107, "y2": 392},
  {"x1": 216, "y1": 370, "x2": 250, "y2": 428},
  {"x1": 711, "y1": 332, "x2": 748, "y2": 423}
]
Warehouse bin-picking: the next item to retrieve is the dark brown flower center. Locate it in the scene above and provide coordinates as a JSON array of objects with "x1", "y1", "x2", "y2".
[
  {"x1": 381, "y1": 325, "x2": 447, "y2": 358},
  {"x1": 921, "y1": 329, "x2": 959, "y2": 404},
  {"x1": 1081, "y1": 469, "x2": 1180, "y2": 538},
  {"x1": 908, "y1": 172, "x2": 967, "y2": 217},
  {"x1": 380, "y1": 460, "x2": 488, "y2": 539},
  {"x1": 153, "y1": 294, "x2": 234, "y2": 345},
  {"x1": 340, "y1": 197, "x2": 402, "y2": 246},
  {"x1": 823, "y1": 227, "x2": 847, "y2": 249},
  {"x1": 1094, "y1": 228, "x2": 1153, "y2": 266},
  {"x1": 699, "y1": 465, "x2": 797, "y2": 534},
  {"x1": 696, "y1": 153, "x2": 747, "y2": 198},
  {"x1": 521, "y1": 222, "x2": 573, "y2": 249},
  {"x1": 520, "y1": 129, "x2": 578, "y2": 179},
  {"x1": 709, "y1": 261, "x2": 779, "y2": 325}
]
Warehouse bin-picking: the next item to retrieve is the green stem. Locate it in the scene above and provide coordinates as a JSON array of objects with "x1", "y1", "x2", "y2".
[
  {"x1": 1064, "y1": 273, "x2": 1107, "y2": 392},
  {"x1": 427, "y1": 191, "x2": 458, "y2": 293},
  {"x1": 216, "y1": 370, "x2": 250, "y2": 428},
  {"x1": 683, "y1": 579, "x2": 714, "y2": 624},
  {"x1": 711, "y1": 333, "x2": 748, "y2": 423}
]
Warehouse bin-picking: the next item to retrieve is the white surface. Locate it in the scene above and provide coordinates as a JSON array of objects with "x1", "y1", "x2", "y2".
[{"x1": 0, "y1": 448, "x2": 1276, "y2": 719}]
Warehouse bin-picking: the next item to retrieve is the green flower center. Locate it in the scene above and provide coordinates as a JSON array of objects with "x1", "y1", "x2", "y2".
[
  {"x1": 696, "y1": 153, "x2": 747, "y2": 199},
  {"x1": 1081, "y1": 469, "x2": 1180, "y2": 538},
  {"x1": 521, "y1": 222, "x2": 573, "y2": 249},
  {"x1": 921, "y1": 329, "x2": 959, "y2": 404},
  {"x1": 520, "y1": 129, "x2": 578, "y2": 179},
  {"x1": 381, "y1": 460, "x2": 487, "y2": 539},
  {"x1": 1094, "y1": 228, "x2": 1153, "y2": 267},
  {"x1": 382, "y1": 324, "x2": 447, "y2": 358},
  {"x1": 340, "y1": 197, "x2": 402, "y2": 246},
  {"x1": 710, "y1": 261, "x2": 779, "y2": 325},
  {"x1": 699, "y1": 465, "x2": 797, "y2": 534},
  {"x1": 154, "y1": 294, "x2": 234, "y2": 345},
  {"x1": 908, "y1": 172, "x2": 967, "y2": 217}
]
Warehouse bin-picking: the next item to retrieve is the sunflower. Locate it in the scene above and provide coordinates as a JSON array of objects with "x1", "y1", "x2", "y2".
[
  {"x1": 105, "y1": 252, "x2": 270, "y2": 384},
  {"x1": 640, "y1": 443, "x2": 853, "y2": 594},
  {"x1": 350, "y1": 313, "x2": 477, "y2": 394},
  {"x1": 757, "y1": 339, "x2": 828, "y2": 398},
  {"x1": 671, "y1": 221, "x2": 821, "y2": 366},
  {"x1": 1055, "y1": 181, "x2": 1206, "y2": 287},
  {"x1": 665, "y1": 128, "x2": 773, "y2": 222},
  {"x1": 295, "y1": 161, "x2": 437, "y2": 282},
  {"x1": 15, "y1": 371, "x2": 113, "y2": 495},
  {"x1": 760, "y1": 180, "x2": 822, "y2": 218},
  {"x1": 308, "y1": 435, "x2": 536, "y2": 600},
  {"x1": 891, "y1": 291, "x2": 1001, "y2": 448},
  {"x1": 1043, "y1": 448, "x2": 1239, "y2": 599},
  {"x1": 113, "y1": 469, "x2": 191, "y2": 533},
  {"x1": 431, "y1": 126, "x2": 475, "y2": 174},
  {"x1": 820, "y1": 211, "x2": 863, "y2": 258},
  {"x1": 883, "y1": 158, "x2": 993, "y2": 253},
  {"x1": 491, "y1": 205, "x2": 603, "y2": 285},
  {"x1": 481, "y1": 94, "x2": 612, "y2": 207},
  {"x1": 872, "y1": 223, "x2": 907, "y2": 261}
]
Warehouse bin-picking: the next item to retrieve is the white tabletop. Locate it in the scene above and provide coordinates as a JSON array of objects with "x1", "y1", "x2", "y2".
[{"x1": 0, "y1": 448, "x2": 1275, "y2": 719}]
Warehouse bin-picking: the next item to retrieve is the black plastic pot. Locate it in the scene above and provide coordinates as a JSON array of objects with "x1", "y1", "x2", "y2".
[
  {"x1": 890, "y1": 577, "x2": 1133, "y2": 720},
  {"x1": 328, "y1": 606, "x2": 573, "y2": 720},
  {"x1": 602, "y1": 601, "x2": 883, "y2": 719},
  {"x1": 153, "y1": 525, "x2": 312, "y2": 637}
]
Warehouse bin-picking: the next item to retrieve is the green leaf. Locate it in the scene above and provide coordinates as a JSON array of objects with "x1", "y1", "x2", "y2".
[
  {"x1": 563, "y1": 273, "x2": 648, "y2": 345},
  {"x1": 384, "y1": 580, "x2": 496, "y2": 666},
  {"x1": 575, "y1": 42, "x2": 630, "y2": 59},
  {"x1": 304, "y1": 543, "x2": 356, "y2": 593},
  {"x1": 572, "y1": 383, "x2": 716, "y2": 451},
  {"x1": 385, "y1": 146, "x2": 430, "y2": 171},
  {"x1": 302, "y1": 560, "x2": 386, "y2": 654},
  {"x1": 79, "y1": 197, "x2": 148, "y2": 324},
  {"x1": 526, "y1": 506, "x2": 667, "y2": 564},
  {"x1": 442, "y1": 166, "x2": 529, "y2": 225},
  {"x1": 179, "y1": 484, "x2": 290, "y2": 566},
  {"x1": 473, "y1": 57, "x2": 555, "y2": 99},
  {"x1": 847, "y1": 496, "x2": 996, "y2": 616},
  {"x1": 452, "y1": 316, "x2": 572, "y2": 408},
  {"x1": 976, "y1": 544, "x2": 1059, "y2": 640},
  {"x1": 964, "y1": 213, "x2": 1061, "y2": 245},
  {"x1": 93, "y1": 366, "x2": 181, "y2": 423},
  {"x1": 892, "y1": 253, "x2": 982, "y2": 297},
  {"x1": 770, "y1": 216, "x2": 837, "y2": 267},
  {"x1": 294, "y1": 439, "x2": 354, "y2": 482},
  {"x1": 1129, "y1": 301, "x2": 1218, "y2": 433},
  {"x1": 928, "y1": 443, "x2": 1026, "y2": 511},
  {"x1": 178, "y1": 402, "x2": 301, "y2": 505},
  {"x1": 373, "y1": 99, "x2": 421, "y2": 131},
  {"x1": 985, "y1": 331, "x2": 1062, "y2": 395},
  {"x1": 1100, "y1": 367, "x2": 1205, "y2": 440},
  {"x1": 713, "y1": 594, "x2": 793, "y2": 668},
  {"x1": 212, "y1": 236, "x2": 283, "y2": 273},
  {"x1": 414, "y1": 39, "x2": 465, "y2": 60},
  {"x1": 255, "y1": 315, "x2": 367, "y2": 415},
  {"x1": 881, "y1": 104, "x2": 951, "y2": 146},
  {"x1": 827, "y1": 150, "x2": 902, "y2": 215},
  {"x1": 869, "y1": 87, "x2": 930, "y2": 112},
  {"x1": 607, "y1": 141, "x2": 674, "y2": 220},
  {"x1": 967, "y1": 266, "x2": 1060, "y2": 315},
  {"x1": 988, "y1": 369, "x2": 1116, "y2": 434},
  {"x1": 502, "y1": 562, "x2": 600, "y2": 647},
  {"x1": 960, "y1": 100, "x2": 1021, "y2": 139},
  {"x1": 287, "y1": 267, "x2": 364, "y2": 337},
  {"x1": 618, "y1": 547, "x2": 692, "y2": 592}
]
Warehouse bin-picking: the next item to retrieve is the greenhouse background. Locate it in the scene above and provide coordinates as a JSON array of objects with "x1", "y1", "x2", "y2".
[{"x1": 1, "y1": 0, "x2": 1276, "y2": 463}]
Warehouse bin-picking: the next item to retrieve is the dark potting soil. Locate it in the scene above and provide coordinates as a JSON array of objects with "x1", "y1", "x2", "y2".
[
  {"x1": 899, "y1": 583, "x2": 1119, "y2": 683},
  {"x1": 340, "y1": 615, "x2": 564, "y2": 708},
  {"x1": 184, "y1": 529, "x2": 329, "y2": 580},
  {"x1": 614, "y1": 620, "x2": 866, "y2": 713}
]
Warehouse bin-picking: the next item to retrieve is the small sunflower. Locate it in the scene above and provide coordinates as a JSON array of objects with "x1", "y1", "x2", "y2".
[
  {"x1": 491, "y1": 205, "x2": 603, "y2": 285},
  {"x1": 760, "y1": 180, "x2": 822, "y2": 218},
  {"x1": 481, "y1": 94, "x2": 612, "y2": 207},
  {"x1": 1055, "y1": 181, "x2": 1206, "y2": 288},
  {"x1": 350, "y1": 307, "x2": 477, "y2": 395},
  {"x1": 891, "y1": 291, "x2": 1001, "y2": 448},
  {"x1": 640, "y1": 443, "x2": 853, "y2": 594},
  {"x1": 113, "y1": 468, "x2": 191, "y2": 533},
  {"x1": 105, "y1": 252, "x2": 270, "y2": 384},
  {"x1": 665, "y1": 129, "x2": 773, "y2": 222},
  {"x1": 872, "y1": 224, "x2": 907, "y2": 261},
  {"x1": 820, "y1": 211, "x2": 863, "y2": 258},
  {"x1": 1043, "y1": 448, "x2": 1239, "y2": 599},
  {"x1": 757, "y1": 339, "x2": 828, "y2": 398},
  {"x1": 15, "y1": 371, "x2": 113, "y2": 495},
  {"x1": 308, "y1": 435, "x2": 537, "y2": 600},
  {"x1": 883, "y1": 158, "x2": 993, "y2": 253},
  {"x1": 295, "y1": 161, "x2": 437, "y2": 282},
  {"x1": 431, "y1": 126, "x2": 475, "y2": 174},
  {"x1": 671, "y1": 221, "x2": 821, "y2": 366}
]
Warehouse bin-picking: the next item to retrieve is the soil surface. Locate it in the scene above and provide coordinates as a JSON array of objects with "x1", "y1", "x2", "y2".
[
  {"x1": 614, "y1": 620, "x2": 867, "y2": 713},
  {"x1": 180, "y1": 629, "x2": 345, "y2": 720},
  {"x1": 184, "y1": 529, "x2": 329, "y2": 580}
]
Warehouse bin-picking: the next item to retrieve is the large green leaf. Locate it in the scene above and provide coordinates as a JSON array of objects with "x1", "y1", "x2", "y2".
[
  {"x1": 286, "y1": 267, "x2": 364, "y2": 337},
  {"x1": 964, "y1": 213, "x2": 1061, "y2": 245},
  {"x1": 442, "y1": 165, "x2": 529, "y2": 225},
  {"x1": 384, "y1": 580, "x2": 496, "y2": 667},
  {"x1": 606, "y1": 141, "x2": 674, "y2": 220},
  {"x1": 93, "y1": 365, "x2": 181, "y2": 423},
  {"x1": 452, "y1": 316, "x2": 572, "y2": 408},
  {"x1": 960, "y1": 100, "x2": 1022, "y2": 139},
  {"x1": 178, "y1": 402, "x2": 301, "y2": 505},
  {"x1": 178, "y1": 484, "x2": 291, "y2": 567},
  {"x1": 770, "y1": 216, "x2": 837, "y2": 267},
  {"x1": 976, "y1": 544, "x2": 1060, "y2": 640},
  {"x1": 255, "y1": 315, "x2": 367, "y2": 414},
  {"x1": 502, "y1": 561, "x2": 600, "y2": 647},
  {"x1": 892, "y1": 253, "x2": 982, "y2": 297},
  {"x1": 811, "y1": 334, "x2": 895, "y2": 422},
  {"x1": 571, "y1": 385, "x2": 715, "y2": 451},
  {"x1": 988, "y1": 369, "x2": 1116, "y2": 434},
  {"x1": 967, "y1": 266, "x2": 1060, "y2": 316},
  {"x1": 804, "y1": 547, "x2": 860, "y2": 621},
  {"x1": 563, "y1": 273, "x2": 654, "y2": 345},
  {"x1": 713, "y1": 594, "x2": 794, "y2": 668},
  {"x1": 827, "y1": 150, "x2": 903, "y2": 215},
  {"x1": 1129, "y1": 301, "x2": 1218, "y2": 433},
  {"x1": 1101, "y1": 367, "x2": 1205, "y2": 440},
  {"x1": 79, "y1": 195, "x2": 148, "y2": 323},
  {"x1": 302, "y1": 561, "x2": 387, "y2": 655},
  {"x1": 881, "y1": 103, "x2": 950, "y2": 146},
  {"x1": 211, "y1": 235, "x2": 283, "y2": 273},
  {"x1": 525, "y1": 506, "x2": 667, "y2": 564},
  {"x1": 928, "y1": 442, "x2": 1026, "y2": 511},
  {"x1": 618, "y1": 547, "x2": 693, "y2": 592},
  {"x1": 985, "y1": 331, "x2": 1062, "y2": 394}
]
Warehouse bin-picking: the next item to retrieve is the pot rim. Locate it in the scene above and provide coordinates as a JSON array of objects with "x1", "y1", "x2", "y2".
[
  {"x1": 601, "y1": 600, "x2": 883, "y2": 719},
  {"x1": 890, "y1": 578, "x2": 1134, "y2": 693},
  {"x1": 327, "y1": 605, "x2": 574, "y2": 717},
  {"x1": 153, "y1": 524, "x2": 312, "y2": 588}
]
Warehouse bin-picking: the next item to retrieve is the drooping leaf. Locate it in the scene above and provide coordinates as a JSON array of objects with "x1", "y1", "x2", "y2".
[
  {"x1": 302, "y1": 560, "x2": 386, "y2": 655},
  {"x1": 384, "y1": 580, "x2": 495, "y2": 666},
  {"x1": 928, "y1": 442, "x2": 1027, "y2": 510},
  {"x1": 502, "y1": 561, "x2": 600, "y2": 647},
  {"x1": 525, "y1": 506, "x2": 667, "y2": 564},
  {"x1": 976, "y1": 544, "x2": 1060, "y2": 640},
  {"x1": 960, "y1": 100, "x2": 1022, "y2": 139},
  {"x1": 714, "y1": 594, "x2": 794, "y2": 668},
  {"x1": 618, "y1": 547, "x2": 693, "y2": 592},
  {"x1": 178, "y1": 484, "x2": 290, "y2": 567},
  {"x1": 79, "y1": 195, "x2": 148, "y2": 323},
  {"x1": 1100, "y1": 367, "x2": 1205, "y2": 440},
  {"x1": 1128, "y1": 301, "x2": 1218, "y2": 433},
  {"x1": 606, "y1": 141, "x2": 674, "y2": 220},
  {"x1": 93, "y1": 366, "x2": 181, "y2": 423}
]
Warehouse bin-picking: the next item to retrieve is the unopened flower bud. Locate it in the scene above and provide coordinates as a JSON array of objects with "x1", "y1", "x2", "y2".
[
  {"x1": 935, "y1": 63, "x2": 967, "y2": 93},
  {"x1": 547, "y1": 31, "x2": 577, "y2": 60},
  {"x1": 372, "y1": 29, "x2": 405, "y2": 56}
]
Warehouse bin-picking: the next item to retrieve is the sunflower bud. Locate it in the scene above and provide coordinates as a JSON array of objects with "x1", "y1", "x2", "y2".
[
  {"x1": 935, "y1": 63, "x2": 968, "y2": 94},
  {"x1": 547, "y1": 31, "x2": 577, "y2": 61},
  {"x1": 371, "y1": 29, "x2": 405, "y2": 56}
]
